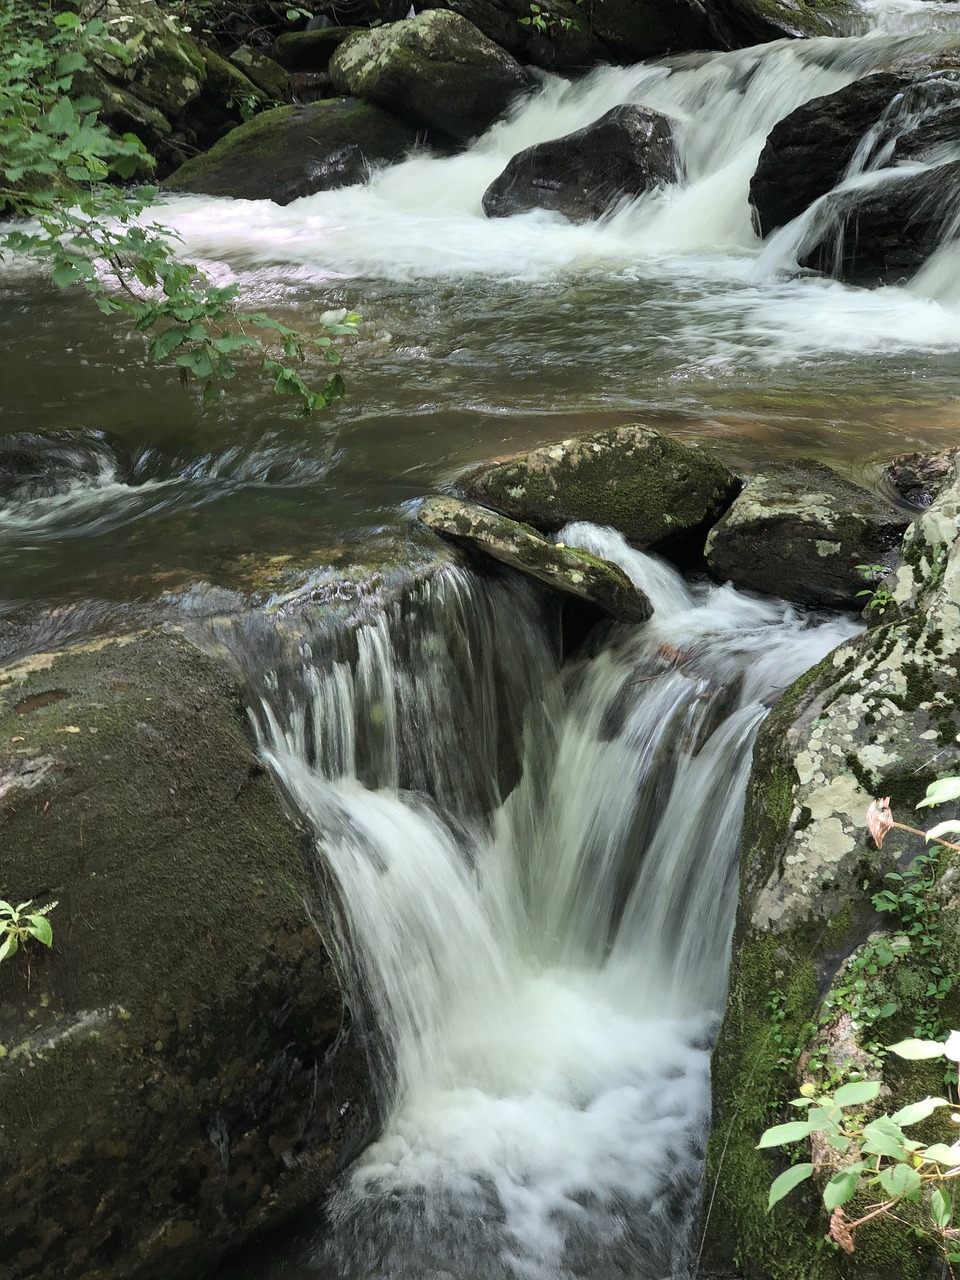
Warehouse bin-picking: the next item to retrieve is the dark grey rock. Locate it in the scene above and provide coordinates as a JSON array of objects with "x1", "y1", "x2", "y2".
[
  {"x1": 885, "y1": 445, "x2": 960, "y2": 510},
  {"x1": 463, "y1": 426, "x2": 739, "y2": 548},
  {"x1": 482, "y1": 104, "x2": 679, "y2": 222},
  {"x1": 418, "y1": 494, "x2": 653, "y2": 622},
  {"x1": 705, "y1": 460, "x2": 909, "y2": 607}
]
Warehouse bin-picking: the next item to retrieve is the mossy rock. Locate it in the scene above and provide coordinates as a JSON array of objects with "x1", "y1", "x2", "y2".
[
  {"x1": 462, "y1": 424, "x2": 739, "y2": 549},
  {"x1": 705, "y1": 460, "x2": 910, "y2": 608},
  {"x1": 703, "y1": 463, "x2": 960, "y2": 1279},
  {"x1": 87, "y1": 0, "x2": 207, "y2": 117},
  {"x1": 271, "y1": 26, "x2": 364, "y2": 70},
  {"x1": 329, "y1": 10, "x2": 532, "y2": 143},
  {"x1": 418, "y1": 494, "x2": 652, "y2": 622},
  {"x1": 230, "y1": 45, "x2": 293, "y2": 101},
  {"x1": 706, "y1": 0, "x2": 850, "y2": 46},
  {"x1": 163, "y1": 98, "x2": 419, "y2": 204},
  {"x1": 0, "y1": 630, "x2": 371, "y2": 1280}
]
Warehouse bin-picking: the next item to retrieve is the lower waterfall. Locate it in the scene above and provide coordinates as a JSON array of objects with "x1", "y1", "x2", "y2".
[{"x1": 237, "y1": 529, "x2": 859, "y2": 1280}]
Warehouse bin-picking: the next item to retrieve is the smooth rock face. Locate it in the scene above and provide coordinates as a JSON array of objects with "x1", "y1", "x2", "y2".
[
  {"x1": 164, "y1": 99, "x2": 418, "y2": 203},
  {"x1": 0, "y1": 631, "x2": 370, "y2": 1280},
  {"x1": 328, "y1": 10, "x2": 531, "y2": 142},
  {"x1": 885, "y1": 445, "x2": 960, "y2": 510},
  {"x1": 704, "y1": 464, "x2": 960, "y2": 1280},
  {"x1": 482, "y1": 104, "x2": 679, "y2": 222},
  {"x1": 750, "y1": 73, "x2": 909, "y2": 236},
  {"x1": 463, "y1": 426, "x2": 739, "y2": 548},
  {"x1": 705, "y1": 461, "x2": 909, "y2": 606},
  {"x1": 705, "y1": 0, "x2": 841, "y2": 49},
  {"x1": 418, "y1": 495, "x2": 653, "y2": 622},
  {"x1": 797, "y1": 158, "x2": 960, "y2": 284}
]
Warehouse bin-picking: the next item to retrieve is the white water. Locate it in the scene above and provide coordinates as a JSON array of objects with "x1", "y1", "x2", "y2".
[
  {"x1": 248, "y1": 543, "x2": 859, "y2": 1279},
  {"x1": 145, "y1": 3, "x2": 960, "y2": 371}
]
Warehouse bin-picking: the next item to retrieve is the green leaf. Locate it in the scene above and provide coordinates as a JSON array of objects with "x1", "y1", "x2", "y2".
[
  {"x1": 920, "y1": 1143, "x2": 960, "y2": 1167},
  {"x1": 51, "y1": 261, "x2": 80, "y2": 289},
  {"x1": 46, "y1": 95, "x2": 77, "y2": 134},
  {"x1": 876, "y1": 1163, "x2": 922, "y2": 1200},
  {"x1": 823, "y1": 1164, "x2": 864, "y2": 1211},
  {"x1": 768, "y1": 1163, "x2": 814, "y2": 1210},
  {"x1": 0, "y1": 932, "x2": 18, "y2": 962},
  {"x1": 890, "y1": 1097, "x2": 951, "y2": 1126},
  {"x1": 757, "y1": 1121, "x2": 815, "y2": 1149},
  {"x1": 917, "y1": 777, "x2": 960, "y2": 809},
  {"x1": 932, "y1": 1187, "x2": 953, "y2": 1229},
  {"x1": 861, "y1": 1119, "x2": 908, "y2": 1161},
  {"x1": 833, "y1": 1080, "x2": 882, "y2": 1108},
  {"x1": 926, "y1": 821, "x2": 960, "y2": 842},
  {"x1": 889, "y1": 1039, "x2": 946, "y2": 1060},
  {"x1": 27, "y1": 914, "x2": 53, "y2": 947}
]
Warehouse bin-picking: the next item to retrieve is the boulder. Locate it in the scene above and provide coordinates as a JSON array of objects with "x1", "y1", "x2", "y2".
[
  {"x1": 328, "y1": 10, "x2": 531, "y2": 143},
  {"x1": 229, "y1": 46, "x2": 293, "y2": 102},
  {"x1": 163, "y1": 99, "x2": 419, "y2": 203},
  {"x1": 462, "y1": 426, "x2": 739, "y2": 548},
  {"x1": 0, "y1": 630, "x2": 370, "y2": 1280},
  {"x1": 86, "y1": 0, "x2": 207, "y2": 118},
  {"x1": 750, "y1": 73, "x2": 910, "y2": 237},
  {"x1": 418, "y1": 495, "x2": 653, "y2": 622},
  {"x1": 189, "y1": 47, "x2": 269, "y2": 147},
  {"x1": 885, "y1": 445, "x2": 960, "y2": 510},
  {"x1": 705, "y1": 0, "x2": 845, "y2": 49},
  {"x1": 271, "y1": 27, "x2": 363, "y2": 70},
  {"x1": 751, "y1": 71, "x2": 960, "y2": 237},
  {"x1": 796, "y1": 158, "x2": 960, "y2": 285},
  {"x1": 703, "y1": 462, "x2": 960, "y2": 1280},
  {"x1": 589, "y1": 0, "x2": 715, "y2": 62},
  {"x1": 704, "y1": 461, "x2": 909, "y2": 607},
  {"x1": 482, "y1": 104, "x2": 679, "y2": 222}
]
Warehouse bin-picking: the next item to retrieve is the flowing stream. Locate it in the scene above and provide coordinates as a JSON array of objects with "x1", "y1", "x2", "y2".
[
  {"x1": 3, "y1": 0, "x2": 960, "y2": 1274},
  {"x1": 219, "y1": 531, "x2": 858, "y2": 1280}
]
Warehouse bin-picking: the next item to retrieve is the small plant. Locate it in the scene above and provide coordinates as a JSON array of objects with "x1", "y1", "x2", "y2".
[
  {"x1": 855, "y1": 563, "x2": 896, "y2": 614},
  {"x1": 0, "y1": 898, "x2": 58, "y2": 964}
]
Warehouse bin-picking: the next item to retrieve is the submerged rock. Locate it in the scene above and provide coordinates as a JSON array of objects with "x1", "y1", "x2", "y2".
[
  {"x1": 885, "y1": 445, "x2": 960, "y2": 509},
  {"x1": 704, "y1": 461, "x2": 960, "y2": 1280},
  {"x1": 328, "y1": 10, "x2": 531, "y2": 142},
  {"x1": 164, "y1": 99, "x2": 419, "y2": 203},
  {"x1": 482, "y1": 104, "x2": 679, "y2": 222},
  {"x1": 705, "y1": 460, "x2": 909, "y2": 606},
  {"x1": 0, "y1": 631, "x2": 370, "y2": 1280},
  {"x1": 462, "y1": 426, "x2": 739, "y2": 548},
  {"x1": 418, "y1": 495, "x2": 653, "y2": 622}
]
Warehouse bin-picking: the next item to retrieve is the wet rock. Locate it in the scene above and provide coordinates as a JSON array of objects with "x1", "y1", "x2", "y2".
[
  {"x1": 328, "y1": 10, "x2": 531, "y2": 143},
  {"x1": 0, "y1": 432, "x2": 122, "y2": 499},
  {"x1": 704, "y1": 461, "x2": 960, "y2": 1280},
  {"x1": 462, "y1": 426, "x2": 739, "y2": 548},
  {"x1": 885, "y1": 445, "x2": 960, "y2": 510},
  {"x1": 750, "y1": 73, "x2": 910, "y2": 236},
  {"x1": 86, "y1": 0, "x2": 207, "y2": 118},
  {"x1": 419, "y1": 0, "x2": 599, "y2": 70},
  {"x1": 705, "y1": 460, "x2": 909, "y2": 607},
  {"x1": 797, "y1": 157, "x2": 960, "y2": 284},
  {"x1": 0, "y1": 631, "x2": 370, "y2": 1280},
  {"x1": 589, "y1": 0, "x2": 714, "y2": 62},
  {"x1": 189, "y1": 47, "x2": 269, "y2": 146},
  {"x1": 751, "y1": 71, "x2": 960, "y2": 237},
  {"x1": 163, "y1": 99, "x2": 419, "y2": 203},
  {"x1": 482, "y1": 104, "x2": 679, "y2": 222},
  {"x1": 418, "y1": 495, "x2": 653, "y2": 622}
]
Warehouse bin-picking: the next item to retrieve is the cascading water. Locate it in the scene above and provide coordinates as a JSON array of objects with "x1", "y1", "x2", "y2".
[{"x1": 231, "y1": 536, "x2": 859, "y2": 1280}]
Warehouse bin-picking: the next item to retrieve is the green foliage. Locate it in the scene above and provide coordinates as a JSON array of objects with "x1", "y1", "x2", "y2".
[
  {"x1": 0, "y1": 897, "x2": 58, "y2": 964},
  {"x1": 0, "y1": 0, "x2": 356, "y2": 414},
  {"x1": 855, "y1": 563, "x2": 896, "y2": 615}
]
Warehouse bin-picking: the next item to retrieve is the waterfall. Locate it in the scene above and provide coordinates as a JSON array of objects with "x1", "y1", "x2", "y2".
[{"x1": 238, "y1": 537, "x2": 859, "y2": 1279}]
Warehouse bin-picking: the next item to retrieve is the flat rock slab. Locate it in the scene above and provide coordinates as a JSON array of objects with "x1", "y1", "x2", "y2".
[
  {"x1": 462, "y1": 425, "x2": 739, "y2": 547},
  {"x1": 329, "y1": 10, "x2": 530, "y2": 142},
  {"x1": 483, "y1": 104, "x2": 679, "y2": 222},
  {"x1": 705, "y1": 460, "x2": 910, "y2": 606},
  {"x1": 419, "y1": 495, "x2": 653, "y2": 623}
]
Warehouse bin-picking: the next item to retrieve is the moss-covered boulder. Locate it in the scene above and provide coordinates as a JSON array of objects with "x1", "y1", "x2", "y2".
[
  {"x1": 86, "y1": 0, "x2": 207, "y2": 117},
  {"x1": 418, "y1": 495, "x2": 652, "y2": 622},
  {"x1": 706, "y1": 0, "x2": 847, "y2": 48},
  {"x1": 482, "y1": 103, "x2": 679, "y2": 222},
  {"x1": 0, "y1": 631, "x2": 370, "y2": 1280},
  {"x1": 328, "y1": 10, "x2": 531, "y2": 143},
  {"x1": 271, "y1": 26, "x2": 363, "y2": 70},
  {"x1": 705, "y1": 460, "x2": 909, "y2": 607},
  {"x1": 703, "y1": 464, "x2": 960, "y2": 1280},
  {"x1": 164, "y1": 98, "x2": 419, "y2": 203},
  {"x1": 462, "y1": 425, "x2": 739, "y2": 549},
  {"x1": 230, "y1": 45, "x2": 293, "y2": 101}
]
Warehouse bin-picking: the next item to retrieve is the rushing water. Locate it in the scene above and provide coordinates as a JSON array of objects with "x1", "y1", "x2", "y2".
[{"x1": 218, "y1": 532, "x2": 859, "y2": 1280}]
